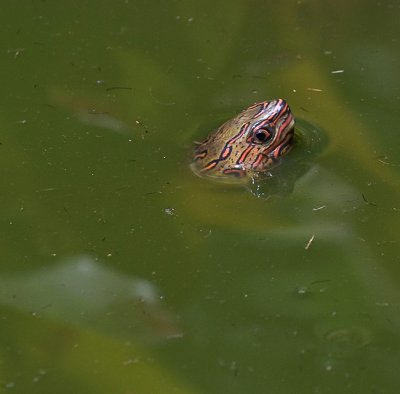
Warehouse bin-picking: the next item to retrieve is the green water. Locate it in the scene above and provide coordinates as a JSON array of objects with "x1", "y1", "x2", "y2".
[{"x1": 1, "y1": 1, "x2": 400, "y2": 393}]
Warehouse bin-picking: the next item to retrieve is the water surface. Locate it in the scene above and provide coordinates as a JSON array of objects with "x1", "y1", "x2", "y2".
[{"x1": 1, "y1": 1, "x2": 400, "y2": 393}]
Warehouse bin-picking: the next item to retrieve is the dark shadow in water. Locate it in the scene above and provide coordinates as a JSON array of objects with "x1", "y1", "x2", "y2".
[{"x1": 249, "y1": 119, "x2": 328, "y2": 198}]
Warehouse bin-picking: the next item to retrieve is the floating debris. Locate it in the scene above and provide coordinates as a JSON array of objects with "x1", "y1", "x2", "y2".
[
  {"x1": 307, "y1": 88, "x2": 323, "y2": 92},
  {"x1": 304, "y1": 234, "x2": 315, "y2": 250},
  {"x1": 313, "y1": 205, "x2": 327, "y2": 211},
  {"x1": 106, "y1": 86, "x2": 133, "y2": 92},
  {"x1": 164, "y1": 208, "x2": 176, "y2": 216},
  {"x1": 362, "y1": 193, "x2": 377, "y2": 207}
]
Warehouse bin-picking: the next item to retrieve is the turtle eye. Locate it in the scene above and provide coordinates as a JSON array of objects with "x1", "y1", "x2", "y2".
[{"x1": 254, "y1": 128, "x2": 272, "y2": 143}]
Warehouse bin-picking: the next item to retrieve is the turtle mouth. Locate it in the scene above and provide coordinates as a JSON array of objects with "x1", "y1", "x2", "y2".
[
  {"x1": 222, "y1": 166, "x2": 246, "y2": 178},
  {"x1": 190, "y1": 161, "x2": 251, "y2": 185}
]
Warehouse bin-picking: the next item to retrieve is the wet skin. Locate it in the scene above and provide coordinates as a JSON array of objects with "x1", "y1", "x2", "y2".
[{"x1": 191, "y1": 99, "x2": 295, "y2": 182}]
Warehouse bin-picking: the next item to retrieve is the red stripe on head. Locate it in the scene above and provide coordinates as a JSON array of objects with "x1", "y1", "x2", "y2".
[
  {"x1": 252, "y1": 153, "x2": 265, "y2": 169},
  {"x1": 194, "y1": 150, "x2": 207, "y2": 160},
  {"x1": 237, "y1": 145, "x2": 254, "y2": 164},
  {"x1": 221, "y1": 146, "x2": 232, "y2": 159},
  {"x1": 202, "y1": 160, "x2": 218, "y2": 171},
  {"x1": 223, "y1": 168, "x2": 246, "y2": 177}
]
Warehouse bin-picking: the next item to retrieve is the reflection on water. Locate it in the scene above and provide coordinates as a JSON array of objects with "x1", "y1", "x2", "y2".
[
  {"x1": 325, "y1": 327, "x2": 372, "y2": 359},
  {"x1": 0, "y1": 255, "x2": 182, "y2": 342}
]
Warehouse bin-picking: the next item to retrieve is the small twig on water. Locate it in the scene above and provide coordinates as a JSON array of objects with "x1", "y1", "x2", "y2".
[
  {"x1": 305, "y1": 234, "x2": 315, "y2": 250},
  {"x1": 362, "y1": 193, "x2": 377, "y2": 207}
]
